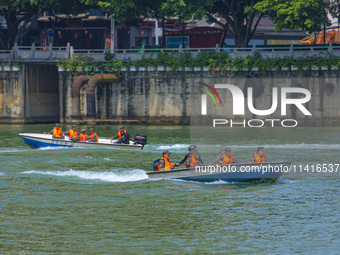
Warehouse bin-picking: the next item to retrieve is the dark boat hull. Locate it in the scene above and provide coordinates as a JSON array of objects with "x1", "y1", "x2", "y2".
[{"x1": 146, "y1": 162, "x2": 291, "y2": 183}]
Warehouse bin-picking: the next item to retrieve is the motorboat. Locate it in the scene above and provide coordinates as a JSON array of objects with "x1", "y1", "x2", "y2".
[
  {"x1": 146, "y1": 161, "x2": 291, "y2": 183},
  {"x1": 19, "y1": 133, "x2": 147, "y2": 150}
]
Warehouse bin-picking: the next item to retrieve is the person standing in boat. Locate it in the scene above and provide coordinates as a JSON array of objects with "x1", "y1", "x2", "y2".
[
  {"x1": 252, "y1": 147, "x2": 266, "y2": 162},
  {"x1": 45, "y1": 123, "x2": 64, "y2": 139},
  {"x1": 89, "y1": 128, "x2": 98, "y2": 143},
  {"x1": 213, "y1": 148, "x2": 234, "y2": 165},
  {"x1": 78, "y1": 129, "x2": 88, "y2": 142},
  {"x1": 158, "y1": 150, "x2": 179, "y2": 171},
  {"x1": 178, "y1": 145, "x2": 204, "y2": 166},
  {"x1": 64, "y1": 125, "x2": 79, "y2": 142},
  {"x1": 185, "y1": 148, "x2": 201, "y2": 168},
  {"x1": 112, "y1": 125, "x2": 131, "y2": 144}
]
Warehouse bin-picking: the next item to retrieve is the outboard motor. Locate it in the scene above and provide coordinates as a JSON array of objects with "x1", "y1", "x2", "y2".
[
  {"x1": 153, "y1": 158, "x2": 160, "y2": 171},
  {"x1": 134, "y1": 134, "x2": 147, "y2": 147}
]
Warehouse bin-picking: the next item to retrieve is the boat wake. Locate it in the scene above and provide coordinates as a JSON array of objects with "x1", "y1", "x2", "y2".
[
  {"x1": 22, "y1": 169, "x2": 148, "y2": 183},
  {"x1": 36, "y1": 146, "x2": 73, "y2": 151},
  {"x1": 204, "y1": 180, "x2": 236, "y2": 185},
  {"x1": 156, "y1": 144, "x2": 189, "y2": 150},
  {"x1": 275, "y1": 177, "x2": 293, "y2": 184}
]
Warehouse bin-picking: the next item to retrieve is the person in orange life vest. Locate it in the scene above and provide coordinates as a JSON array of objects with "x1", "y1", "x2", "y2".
[
  {"x1": 64, "y1": 125, "x2": 79, "y2": 142},
  {"x1": 178, "y1": 145, "x2": 204, "y2": 166},
  {"x1": 185, "y1": 148, "x2": 201, "y2": 168},
  {"x1": 78, "y1": 129, "x2": 88, "y2": 142},
  {"x1": 112, "y1": 125, "x2": 130, "y2": 144},
  {"x1": 252, "y1": 147, "x2": 266, "y2": 162},
  {"x1": 222, "y1": 147, "x2": 234, "y2": 164},
  {"x1": 89, "y1": 128, "x2": 98, "y2": 143},
  {"x1": 213, "y1": 148, "x2": 234, "y2": 165},
  {"x1": 158, "y1": 150, "x2": 180, "y2": 171},
  {"x1": 45, "y1": 123, "x2": 64, "y2": 139}
]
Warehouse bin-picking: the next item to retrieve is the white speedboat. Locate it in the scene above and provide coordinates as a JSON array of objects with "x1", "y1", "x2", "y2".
[{"x1": 19, "y1": 133, "x2": 147, "y2": 150}]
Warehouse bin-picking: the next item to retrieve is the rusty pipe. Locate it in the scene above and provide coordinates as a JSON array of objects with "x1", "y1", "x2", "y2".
[
  {"x1": 71, "y1": 75, "x2": 91, "y2": 118},
  {"x1": 86, "y1": 74, "x2": 121, "y2": 117}
]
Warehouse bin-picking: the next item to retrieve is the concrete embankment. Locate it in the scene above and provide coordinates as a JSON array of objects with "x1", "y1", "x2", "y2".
[{"x1": 1, "y1": 62, "x2": 340, "y2": 125}]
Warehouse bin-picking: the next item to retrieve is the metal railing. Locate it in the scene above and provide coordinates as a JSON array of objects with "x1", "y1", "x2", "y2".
[{"x1": 1, "y1": 43, "x2": 339, "y2": 62}]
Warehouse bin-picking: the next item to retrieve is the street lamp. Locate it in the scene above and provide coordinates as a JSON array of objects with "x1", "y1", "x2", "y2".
[
  {"x1": 324, "y1": 7, "x2": 327, "y2": 45},
  {"x1": 155, "y1": 19, "x2": 159, "y2": 45},
  {"x1": 48, "y1": 17, "x2": 55, "y2": 46},
  {"x1": 110, "y1": 14, "x2": 115, "y2": 53}
]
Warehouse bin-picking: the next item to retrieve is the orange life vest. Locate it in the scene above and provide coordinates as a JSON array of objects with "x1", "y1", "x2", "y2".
[
  {"x1": 185, "y1": 154, "x2": 199, "y2": 168},
  {"x1": 253, "y1": 153, "x2": 266, "y2": 162},
  {"x1": 118, "y1": 130, "x2": 127, "y2": 139},
  {"x1": 222, "y1": 154, "x2": 233, "y2": 164},
  {"x1": 53, "y1": 127, "x2": 62, "y2": 138},
  {"x1": 78, "y1": 134, "x2": 88, "y2": 142},
  {"x1": 158, "y1": 157, "x2": 172, "y2": 171},
  {"x1": 89, "y1": 132, "x2": 98, "y2": 143},
  {"x1": 68, "y1": 129, "x2": 78, "y2": 139}
]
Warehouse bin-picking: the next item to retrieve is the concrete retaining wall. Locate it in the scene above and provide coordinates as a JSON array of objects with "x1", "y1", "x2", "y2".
[
  {"x1": 60, "y1": 71, "x2": 340, "y2": 125},
  {"x1": 0, "y1": 67, "x2": 24, "y2": 123},
  {"x1": 0, "y1": 63, "x2": 59, "y2": 123},
  {"x1": 1, "y1": 62, "x2": 340, "y2": 125}
]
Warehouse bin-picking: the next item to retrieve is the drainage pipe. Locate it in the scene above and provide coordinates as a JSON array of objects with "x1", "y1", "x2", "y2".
[
  {"x1": 71, "y1": 75, "x2": 91, "y2": 118},
  {"x1": 86, "y1": 74, "x2": 121, "y2": 117}
]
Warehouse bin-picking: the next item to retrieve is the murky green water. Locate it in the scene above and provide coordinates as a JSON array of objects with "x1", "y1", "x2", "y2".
[{"x1": 1, "y1": 124, "x2": 339, "y2": 254}]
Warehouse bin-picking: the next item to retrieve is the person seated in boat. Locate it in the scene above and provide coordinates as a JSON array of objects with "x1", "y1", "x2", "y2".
[
  {"x1": 158, "y1": 150, "x2": 180, "y2": 171},
  {"x1": 78, "y1": 129, "x2": 88, "y2": 142},
  {"x1": 64, "y1": 125, "x2": 79, "y2": 142},
  {"x1": 252, "y1": 147, "x2": 266, "y2": 162},
  {"x1": 213, "y1": 148, "x2": 234, "y2": 165},
  {"x1": 178, "y1": 145, "x2": 204, "y2": 166},
  {"x1": 185, "y1": 148, "x2": 201, "y2": 168},
  {"x1": 89, "y1": 128, "x2": 98, "y2": 143},
  {"x1": 45, "y1": 123, "x2": 64, "y2": 139},
  {"x1": 112, "y1": 125, "x2": 131, "y2": 144}
]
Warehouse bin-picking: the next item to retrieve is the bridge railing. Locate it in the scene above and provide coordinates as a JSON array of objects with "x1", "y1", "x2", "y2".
[{"x1": 1, "y1": 43, "x2": 340, "y2": 62}]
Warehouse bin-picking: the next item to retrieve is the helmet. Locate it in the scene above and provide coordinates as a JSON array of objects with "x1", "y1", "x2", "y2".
[
  {"x1": 163, "y1": 150, "x2": 171, "y2": 155},
  {"x1": 90, "y1": 128, "x2": 94, "y2": 132},
  {"x1": 188, "y1": 145, "x2": 197, "y2": 151}
]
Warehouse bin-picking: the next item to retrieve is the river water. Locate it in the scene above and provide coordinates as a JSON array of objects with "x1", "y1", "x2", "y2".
[{"x1": 1, "y1": 124, "x2": 339, "y2": 254}]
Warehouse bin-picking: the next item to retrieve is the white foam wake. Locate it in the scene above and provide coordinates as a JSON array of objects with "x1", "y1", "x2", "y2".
[
  {"x1": 157, "y1": 144, "x2": 189, "y2": 150},
  {"x1": 275, "y1": 177, "x2": 293, "y2": 184},
  {"x1": 22, "y1": 169, "x2": 148, "y2": 182},
  {"x1": 204, "y1": 180, "x2": 235, "y2": 185},
  {"x1": 36, "y1": 146, "x2": 73, "y2": 151}
]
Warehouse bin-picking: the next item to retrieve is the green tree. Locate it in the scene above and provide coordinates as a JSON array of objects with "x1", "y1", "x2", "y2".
[
  {"x1": 161, "y1": 0, "x2": 334, "y2": 46},
  {"x1": 254, "y1": 0, "x2": 331, "y2": 34},
  {"x1": 86, "y1": 0, "x2": 166, "y2": 22},
  {"x1": 0, "y1": 0, "x2": 90, "y2": 49},
  {"x1": 329, "y1": 0, "x2": 340, "y2": 23},
  {"x1": 203, "y1": 0, "x2": 264, "y2": 47},
  {"x1": 79, "y1": 0, "x2": 335, "y2": 48},
  {"x1": 93, "y1": 0, "x2": 263, "y2": 47}
]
